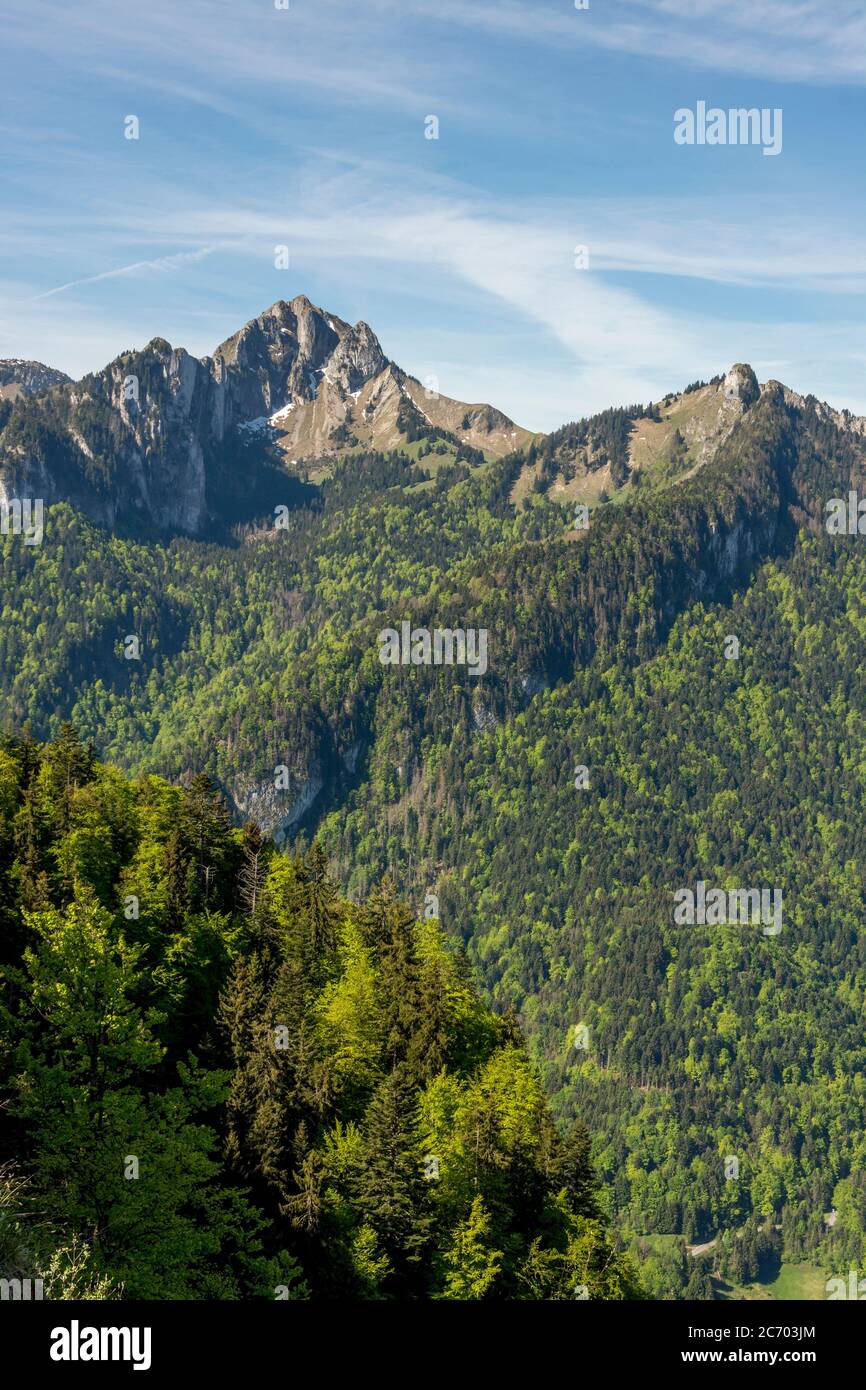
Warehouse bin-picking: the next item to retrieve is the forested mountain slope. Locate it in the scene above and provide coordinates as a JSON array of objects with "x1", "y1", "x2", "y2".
[{"x1": 3, "y1": 350, "x2": 866, "y2": 1297}]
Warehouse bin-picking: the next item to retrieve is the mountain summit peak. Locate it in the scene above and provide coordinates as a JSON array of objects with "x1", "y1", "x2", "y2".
[{"x1": 724, "y1": 362, "x2": 760, "y2": 407}]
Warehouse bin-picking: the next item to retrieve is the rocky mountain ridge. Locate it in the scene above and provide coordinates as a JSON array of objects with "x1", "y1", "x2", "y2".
[
  {"x1": 0, "y1": 296, "x2": 530, "y2": 535},
  {"x1": 4, "y1": 297, "x2": 866, "y2": 542},
  {"x1": 0, "y1": 359, "x2": 72, "y2": 401}
]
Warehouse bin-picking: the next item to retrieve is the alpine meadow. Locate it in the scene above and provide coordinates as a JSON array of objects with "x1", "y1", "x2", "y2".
[{"x1": 1, "y1": 0, "x2": 866, "y2": 1340}]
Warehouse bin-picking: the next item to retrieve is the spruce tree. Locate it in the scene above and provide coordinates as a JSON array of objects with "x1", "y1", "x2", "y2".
[
  {"x1": 561, "y1": 1120, "x2": 600, "y2": 1219},
  {"x1": 355, "y1": 1067, "x2": 431, "y2": 1291}
]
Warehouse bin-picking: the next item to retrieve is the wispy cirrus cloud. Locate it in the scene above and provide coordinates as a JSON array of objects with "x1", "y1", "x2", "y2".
[
  {"x1": 0, "y1": 0, "x2": 477, "y2": 118},
  {"x1": 3, "y1": 0, "x2": 863, "y2": 157},
  {"x1": 33, "y1": 248, "x2": 214, "y2": 301},
  {"x1": 16, "y1": 158, "x2": 864, "y2": 422},
  {"x1": 401, "y1": 0, "x2": 866, "y2": 85}
]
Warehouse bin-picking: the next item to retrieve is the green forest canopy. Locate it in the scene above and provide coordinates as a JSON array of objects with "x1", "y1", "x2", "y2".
[{"x1": 0, "y1": 730, "x2": 639, "y2": 1300}]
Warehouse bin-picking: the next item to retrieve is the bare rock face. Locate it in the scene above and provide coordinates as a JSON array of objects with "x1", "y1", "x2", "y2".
[
  {"x1": 724, "y1": 363, "x2": 760, "y2": 408},
  {"x1": 0, "y1": 338, "x2": 213, "y2": 532},
  {"x1": 232, "y1": 763, "x2": 325, "y2": 837},
  {"x1": 324, "y1": 321, "x2": 388, "y2": 395},
  {"x1": 211, "y1": 296, "x2": 345, "y2": 412},
  {"x1": 208, "y1": 296, "x2": 386, "y2": 421}
]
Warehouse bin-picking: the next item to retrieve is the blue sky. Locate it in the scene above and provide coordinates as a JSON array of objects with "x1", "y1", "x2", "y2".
[{"x1": 1, "y1": 0, "x2": 865, "y2": 429}]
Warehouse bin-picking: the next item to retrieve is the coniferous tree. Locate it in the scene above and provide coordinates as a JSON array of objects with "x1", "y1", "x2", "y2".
[
  {"x1": 437, "y1": 1195, "x2": 502, "y2": 1299},
  {"x1": 560, "y1": 1120, "x2": 600, "y2": 1219},
  {"x1": 355, "y1": 1067, "x2": 431, "y2": 1291}
]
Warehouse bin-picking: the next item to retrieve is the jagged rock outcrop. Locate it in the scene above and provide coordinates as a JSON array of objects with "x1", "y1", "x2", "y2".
[
  {"x1": 211, "y1": 295, "x2": 349, "y2": 412},
  {"x1": 724, "y1": 363, "x2": 760, "y2": 407},
  {"x1": 232, "y1": 764, "x2": 325, "y2": 838}
]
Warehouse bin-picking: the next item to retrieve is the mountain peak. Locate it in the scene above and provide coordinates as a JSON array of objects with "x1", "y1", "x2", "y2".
[
  {"x1": 143, "y1": 336, "x2": 175, "y2": 358},
  {"x1": 0, "y1": 358, "x2": 72, "y2": 401},
  {"x1": 0, "y1": 297, "x2": 529, "y2": 536},
  {"x1": 724, "y1": 362, "x2": 760, "y2": 407}
]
